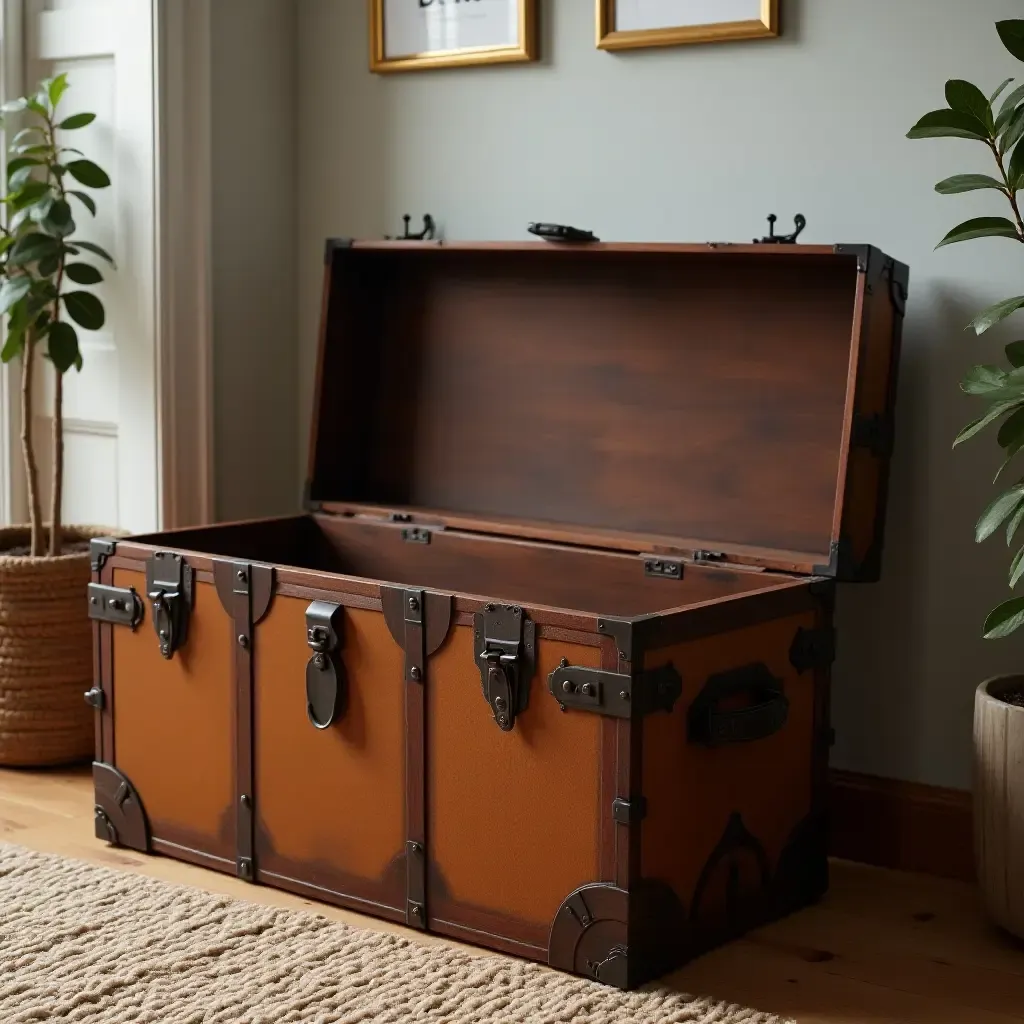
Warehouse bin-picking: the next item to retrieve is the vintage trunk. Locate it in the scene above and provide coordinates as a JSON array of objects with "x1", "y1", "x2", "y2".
[{"x1": 87, "y1": 238, "x2": 908, "y2": 989}]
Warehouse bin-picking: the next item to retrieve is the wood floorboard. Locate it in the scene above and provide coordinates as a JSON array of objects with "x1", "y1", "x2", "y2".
[{"x1": 2, "y1": 765, "x2": 1023, "y2": 1023}]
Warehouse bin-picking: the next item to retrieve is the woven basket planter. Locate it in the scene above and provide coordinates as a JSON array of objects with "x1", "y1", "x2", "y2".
[
  {"x1": 0, "y1": 525, "x2": 117, "y2": 767},
  {"x1": 973, "y1": 675, "x2": 1024, "y2": 940}
]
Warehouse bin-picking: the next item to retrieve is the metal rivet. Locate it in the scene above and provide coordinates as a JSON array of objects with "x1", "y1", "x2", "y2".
[
  {"x1": 238, "y1": 634, "x2": 249, "y2": 649},
  {"x1": 313, "y1": 652, "x2": 325, "y2": 669},
  {"x1": 409, "y1": 666, "x2": 422, "y2": 681},
  {"x1": 494, "y1": 696, "x2": 506, "y2": 712},
  {"x1": 240, "y1": 794, "x2": 251, "y2": 809},
  {"x1": 562, "y1": 680, "x2": 575, "y2": 694},
  {"x1": 559, "y1": 657, "x2": 568, "y2": 668},
  {"x1": 90, "y1": 596, "x2": 98, "y2": 605},
  {"x1": 411, "y1": 903, "x2": 423, "y2": 917},
  {"x1": 236, "y1": 569, "x2": 247, "y2": 582},
  {"x1": 619, "y1": 650, "x2": 626, "y2": 660},
  {"x1": 498, "y1": 714, "x2": 507, "y2": 726},
  {"x1": 582, "y1": 683, "x2": 595, "y2": 696},
  {"x1": 620, "y1": 691, "x2": 629, "y2": 701},
  {"x1": 408, "y1": 596, "x2": 419, "y2": 611},
  {"x1": 410, "y1": 842, "x2": 421, "y2": 855},
  {"x1": 598, "y1": 623, "x2": 606, "y2": 631}
]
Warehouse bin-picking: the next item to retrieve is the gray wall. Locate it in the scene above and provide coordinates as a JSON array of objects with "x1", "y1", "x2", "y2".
[
  {"x1": 296, "y1": 0, "x2": 1024, "y2": 789},
  {"x1": 211, "y1": 0, "x2": 298, "y2": 522}
]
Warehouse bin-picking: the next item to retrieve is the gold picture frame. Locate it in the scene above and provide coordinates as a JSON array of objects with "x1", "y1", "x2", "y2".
[
  {"x1": 597, "y1": 0, "x2": 778, "y2": 51},
  {"x1": 370, "y1": 0, "x2": 537, "y2": 73}
]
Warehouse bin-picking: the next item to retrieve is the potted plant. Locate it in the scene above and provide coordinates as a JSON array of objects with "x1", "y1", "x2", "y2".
[
  {"x1": 908, "y1": 19, "x2": 1024, "y2": 938},
  {"x1": 0, "y1": 74, "x2": 115, "y2": 766}
]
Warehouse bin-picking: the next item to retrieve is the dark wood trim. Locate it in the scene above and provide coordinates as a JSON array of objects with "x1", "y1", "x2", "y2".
[
  {"x1": 428, "y1": 918, "x2": 548, "y2": 962},
  {"x1": 827, "y1": 769, "x2": 974, "y2": 882},
  {"x1": 150, "y1": 838, "x2": 235, "y2": 874},
  {"x1": 98, "y1": 560, "x2": 114, "y2": 763}
]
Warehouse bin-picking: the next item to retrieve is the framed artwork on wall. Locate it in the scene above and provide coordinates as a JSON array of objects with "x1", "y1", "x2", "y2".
[
  {"x1": 597, "y1": 0, "x2": 778, "y2": 51},
  {"x1": 370, "y1": 0, "x2": 537, "y2": 73}
]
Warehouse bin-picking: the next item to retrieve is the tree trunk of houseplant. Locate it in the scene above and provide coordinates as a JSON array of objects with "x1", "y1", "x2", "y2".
[
  {"x1": 0, "y1": 525, "x2": 114, "y2": 767},
  {"x1": 973, "y1": 676, "x2": 1024, "y2": 939}
]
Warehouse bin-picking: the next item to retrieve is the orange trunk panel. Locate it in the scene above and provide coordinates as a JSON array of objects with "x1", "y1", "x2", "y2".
[
  {"x1": 254, "y1": 598, "x2": 405, "y2": 898},
  {"x1": 427, "y1": 626, "x2": 602, "y2": 929},
  {"x1": 641, "y1": 610, "x2": 818, "y2": 914},
  {"x1": 112, "y1": 570, "x2": 234, "y2": 859}
]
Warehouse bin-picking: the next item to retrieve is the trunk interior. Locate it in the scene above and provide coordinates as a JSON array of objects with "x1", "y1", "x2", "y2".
[{"x1": 132, "y1": 514, "x2": 797, "y2": 618}]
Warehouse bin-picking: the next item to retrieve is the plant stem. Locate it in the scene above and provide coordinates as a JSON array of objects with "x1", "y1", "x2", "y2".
[
  {"x1": 45, "y1": 108, "x2": 66, "y2": 556},
  {"x1": 20, "y1": 330, "x2": 42, "y2": 557},
  {"x1": 989, "y1": 139, "x2": 1024, "y2": 239}
]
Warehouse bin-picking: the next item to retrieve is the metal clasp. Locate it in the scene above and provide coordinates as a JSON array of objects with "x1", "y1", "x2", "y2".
[
  {"x1": 146, "y1": 552, "x2": 193, "y2": 660},
  {"x1": 305, "y1": 602, "x2": 346, "y2": 729},
  {"x1": 474, "y1": 604, "x2": 536, "y2": 732}
]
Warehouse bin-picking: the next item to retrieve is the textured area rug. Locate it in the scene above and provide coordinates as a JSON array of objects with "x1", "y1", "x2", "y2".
[{"x1": 0, "y1": 843, "x2": 793, "y2": 1023}]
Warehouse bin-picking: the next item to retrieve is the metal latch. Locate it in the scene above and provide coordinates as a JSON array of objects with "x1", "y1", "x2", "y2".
[
  {"x1": 548, "y1": 661, "x2": 682, "y2": 718},
  {"x1": 88, "y1": 583, "x2": 144, "y2": 629},
  {"x1": 305, "y1": 602, "x2": 346, "y2": 729},
  {"x1": 146, "y1": 552, "x2": 194, "y2": 660},
  {"x1": 643, "y1": 556, "x2": 683, "y2": 580},
  {"x1": 475, "y1": 603, "x2": 536, "y2": 732}
]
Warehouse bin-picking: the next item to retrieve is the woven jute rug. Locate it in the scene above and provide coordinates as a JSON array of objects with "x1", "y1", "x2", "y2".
[{"x1": 0, "y1": 842, "x2": 794, "y2": 1024}]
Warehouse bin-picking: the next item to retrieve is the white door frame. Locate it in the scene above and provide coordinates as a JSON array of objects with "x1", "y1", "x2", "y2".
[{"x1": 0, "y1": 0, "x2": 214, "y2": 531}]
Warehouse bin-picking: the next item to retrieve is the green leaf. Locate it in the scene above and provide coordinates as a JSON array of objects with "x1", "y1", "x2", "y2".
[
  {"x1": 7, "y1": 232, "x2": 59, "y2": 268},
  {"x1": 997, "y1": 407, "x2": 1024, "y2": 449},
  {"x1": 945, "y1": 80, "x2": 994, "y2": 128},
  {"x1": 11, "y1": 127, "x2": 42, "y2": 147},
  {"x1": 72, "y1": 240, "x2": 115, "y2": 267},
  {"x1": 1007, "y1": 341, "x2": 1024, "y2": 366},
  {"x1": 57, "y1": 112, "x2": 94, "y2": 131},
  {"x1": 46, "y1": 73, "x2": 69, "y2": 108},
  {"x1": 972, "y1": 296, "x2": 1024, "y2": 335},
  {"x1": 937, "y1": 217, "x2": 1020, "y2": 248},
  {"x1": 1008, "y1": 502, "x2": 1024, "y2": 545},
  {"x1": 8, "y1": 164, "x2": 37, "y2": 190},
  {"x1": 10, "y1": 180, "x2": 51, "y2": 209},
  {"x1": 0, "y1": 276, "x2": 31, "y2": 316},
  {"x1": 0, "y1": 97, "x2": 28, "y2": 115},
  {"x1": 954, "y1": 400, "x2": 1020, "y2": 445},
  {"x1": 998, "y1": 20, "x2": 1024, "y2": 63},
  {"x1": 25, "y1": 96, "x2": 47, "y2": 117},
  {"x1": 68, "y1": 190, "x2": 96, "y2": 216},
  {"x1": 64, "y1": 262, "x2": 102, "y2": 285},
  {"x1": 907, "y1": 108, "x2": 990, "y2": 140},
  {"x1": 1010, "y1": 546, "x2": 1024, "y2": 588},
  {"x1": 45, "y1": 321, "x2": 79, "y2": 373},
  {"x1": 62, "y1": 290, "x2": 104, "y2": 331},
  {"x1": 976, "y1": 484, "x2": 1024, "y2": 542},
  {"x1": 995, "y1": 436, "x2": 1024, "y2": 483},
  {"x1": 37, "y1": 253, "x2": 59, "y2": 278},
  {"x1": 1009, "y1": 139, "x2": 1024, "y2": 191},
  {"x1": 984, "y1": 595, "x2": 1024, "y2": 638},
  {"x1": 6, "y1": 156, "x2": 42, "y2": 179},
  {"x1": 27, "y1": 195, "x2": 55, "y2": 225},
  {"x1": 65, "y1": 160, "x2": 110, "y2": 189},
  {"x1": 0, "y1": 329, "x2": 25, "y2": 363},
  {"x1": 962, "y1": 364, "x2": 1008, "y2": 394},
  {"x1": 1002, "y1": 106, "x2": 1024, "y2": 154},
  {"x1": 935, "y1": 174, "x2": 1005, "y2": 194},
  {"x1": 993, "y1": 78, "x2": 1015, "y2": 106},
  {"x1": 39, "y1": 199, "x2": 74, "y2": 239}
]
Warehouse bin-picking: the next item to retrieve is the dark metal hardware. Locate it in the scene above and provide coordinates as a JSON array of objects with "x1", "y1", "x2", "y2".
[
  {"x1": 890, "y1": 260, "x2": 908, "y2": 317},
  {"x1": 402, "y1": 527, "x2": 432, "y2": 544},
  {"x1": 851, "y1": 412, "x2": 894, "y2": 459},
  {"x1": 597, "y1": 618, "x2": 633, "y2": 663},
  {"x1": 528, "y1": 221, "x2": 600, "y2": 244},
  {"x1": 305, "y1": 602, "x2": 346, "y2": 729},
  {"x1": 238, "y1": 857, "x2": 253, "y2": 881},
  {"x1": 386, "y1": 213, "x2": 435, "y2": 240},
  {"x1": 693, "y1": 550, "x2": 726, "y2": 565},
  {"x1": 84, "y1": 686, "x2": 105, "y2": 710},
  {"x1": 789, "y1": 625, "x2": 837, "y2": 674},
  {"x1": 643, "y1": 556, "x2": 683, "y2": 580},
  {"x1": 146, "y1": 552, "x2": 193, "y2": 659},
  {"x1": 755, "y1": 213, "x2": 806, "y2": 245},
  {"x1": 389, "y1": 512, "x2": 412, "y2": 522},
  {"x1": 87, "y1": 582, "x2": 144, "y2": 629},
  {"x1": 548, "y1": 661, "x2": 681, "y2": 718},
  {"x1": 688, "y1": 663, "x2": 788, "y2": 747},
  {"x1": 612, "y1": 796, "x2": 647, "y2": 824},
  {"x1": 89, "y1": 538, "x2": 117, "y2": 573},
  {"x1": 475, "y1": 603, "x2": 536, "y2": 732},
  {"x1": 406, "y1": 839, "x2": 427, "y2": 930}
]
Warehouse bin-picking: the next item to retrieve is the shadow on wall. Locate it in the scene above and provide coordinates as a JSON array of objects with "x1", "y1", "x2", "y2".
[{"x1": 833, "y1": 283, "x2": 1023, "y2": 790}]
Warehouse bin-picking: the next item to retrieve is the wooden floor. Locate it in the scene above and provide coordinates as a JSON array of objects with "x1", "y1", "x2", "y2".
[{"x1": 2, "y1": 766, "x2": 1023, "y2": 1024}]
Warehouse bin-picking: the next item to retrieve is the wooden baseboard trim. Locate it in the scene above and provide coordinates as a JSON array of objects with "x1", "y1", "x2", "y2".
[{"x1": 828, "y1": 769, "x2": 974, "y2": 882}]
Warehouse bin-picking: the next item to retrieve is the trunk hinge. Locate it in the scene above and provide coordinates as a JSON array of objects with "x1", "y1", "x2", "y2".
[
  {"x1": 88, "y1": 582, "x2": 144, "y2": 629},
  {"x1": 548, "y1": 662, "x2": 681, "y2": 718},
  {"x1": 475, "y1": 603, "x2": 536, "y2": 732}
]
